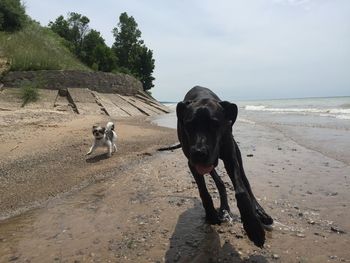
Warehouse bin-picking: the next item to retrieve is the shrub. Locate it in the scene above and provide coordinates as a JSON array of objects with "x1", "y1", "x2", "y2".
[{"x1": 20, "y1": 81, "x2": 39, "y2": 107}]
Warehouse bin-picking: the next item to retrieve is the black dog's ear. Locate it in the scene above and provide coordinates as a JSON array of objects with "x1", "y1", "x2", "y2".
[
  {"x1": 219, "y1": 101, "x2": 238, "y2": 125},
  {"x1": 176, "y1": 101, "x2": 191, "y2": 120},
  {"x1": 101, "y1": 127, "x2": 106, "y2": 133}
]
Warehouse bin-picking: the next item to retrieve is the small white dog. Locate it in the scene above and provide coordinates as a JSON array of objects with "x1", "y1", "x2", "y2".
[{"x1": 86, "y1": 121, "x2": 117, "y2": 157}]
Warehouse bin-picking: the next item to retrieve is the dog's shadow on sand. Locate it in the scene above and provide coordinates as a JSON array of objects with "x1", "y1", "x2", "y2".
[
  {"x1": 165, "y1": 200, "x2": 268, "y2": 263},
  {"x1": 85, "y1": 153, "x2": 110, "y2": 163}
]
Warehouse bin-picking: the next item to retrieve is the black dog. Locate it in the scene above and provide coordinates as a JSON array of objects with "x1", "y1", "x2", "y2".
[{"x1": 175, "y1": 86, "x2": 273, "y2": 247}]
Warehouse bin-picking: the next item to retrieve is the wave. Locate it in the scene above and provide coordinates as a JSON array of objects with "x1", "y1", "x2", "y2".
[
  {"x1": 244, "y1": 105, "x2": 350, "y2": 120},
  {"x1": 336, "y1": 115, "x2": 350, "y2": 120}
]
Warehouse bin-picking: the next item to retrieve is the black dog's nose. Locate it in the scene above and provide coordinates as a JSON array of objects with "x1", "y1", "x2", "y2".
[{"x1": 190, "y1": 146, "x2": 209, "y2": 162}]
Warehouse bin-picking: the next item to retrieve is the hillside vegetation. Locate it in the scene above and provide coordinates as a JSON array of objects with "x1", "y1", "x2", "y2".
[
  {"x1": 0, "y1": 21, "x2": 89, "y2": 72},
  {"x1": 0, "y1": 0, "x2": 156, "y2": 92}
]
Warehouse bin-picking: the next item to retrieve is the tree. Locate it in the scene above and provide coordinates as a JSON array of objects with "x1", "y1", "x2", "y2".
[
  {"x1": 134, "y1": 45, "x2": 155, "y2": 91},
  {"x1": 66, "y1": 12, "x2": 89, "y2": 55},
  {"x1": 81, "y1": 30, "x2": 116, "y2": 71},
  {"x1": 112, "y1": 12, "x2": 155, "y2": 91},
  {"x1": 49, "y1": 13, "x2": 116, "y2": 72},
  {"x1": 112, "y1": 12, "x2": 142, "y2": 69},
  {"x1": 48, "y1": 15, "x2": 70, "y2": 42},
  {"x1": 80, "y1": 29, "x2": 104, "y2": 66},
  {"x1": 49, "y1": 12, "x2": 90, "y2": 56},
  {"x1": 0, "y1": 0, "x2": 26, "y2": 31},
  {"x1": 93, "y1": 45, "x2": 116, "y2": 72}
]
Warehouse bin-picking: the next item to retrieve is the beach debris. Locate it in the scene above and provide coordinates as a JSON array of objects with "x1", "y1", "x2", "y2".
[
  {"x1": 314, "y1": 232, "x2": 326, "y2": 237},
  {"x1": 277, "y1": 147, "x2": 282, "y2": 150},
  {"x1": 327, "y1": 192, "x2": 338, "y2": 197},
  {"x1": 330, "y1": 226, "x2": 346, "y2": 234},
  {"x1": 9, "y1": 256, "x2": 19, "y2": 261},
  {"x1": 10, "y1": 145, "x2": 19, "y2": 151},
  {"x1": 138, "y1": 152, "x2": 152, "y2": 156},
  {"x1": 307, "y1": 219, "x2": 315, "y2": 225},
  {"x1": 246, "y1": 154, "x2": 254, "y2": 157},
  {"x1": 272, "y1": 254, "x2": 280, "y2": 259},
  {"x1": 296, "y1": 233, "x2": 306, "y2": 238},
  {"x1": 235, "y1": 233, "x2": 244, "y2": 239}
]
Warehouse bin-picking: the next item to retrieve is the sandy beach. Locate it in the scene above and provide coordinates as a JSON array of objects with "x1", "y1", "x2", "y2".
[{"x1": 0, "y1": 107, "x2": 349, "y2": 262}]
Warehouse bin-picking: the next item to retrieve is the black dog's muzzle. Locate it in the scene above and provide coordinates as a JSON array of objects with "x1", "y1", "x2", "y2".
[{"x1": 190, "y1": 145, "x2": 209, "y2": 164}]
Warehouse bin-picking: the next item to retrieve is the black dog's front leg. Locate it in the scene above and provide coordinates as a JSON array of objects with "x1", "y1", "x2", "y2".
[
  {"x1": 210, "y1": 169, "x2": 232, "y2": 221},
  {"x1": 222, "y1": 146, "x2": 265, "y2": 247},
  {"x1": 233, "y1": 140, "x2": 273, "y2": 226},
  {"x1": 189, "y1": 163, "x2": 221, "y2": 225}
]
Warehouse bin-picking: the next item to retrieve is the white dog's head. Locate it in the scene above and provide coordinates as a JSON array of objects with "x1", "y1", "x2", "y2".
[{"x1": 92, "y1": 125, "x2": 105, "y2": 140}]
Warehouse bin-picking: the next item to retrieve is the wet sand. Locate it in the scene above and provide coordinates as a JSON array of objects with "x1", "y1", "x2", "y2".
[{"x1": 0, "y1": 110, "x2": 350, "y2": 262}]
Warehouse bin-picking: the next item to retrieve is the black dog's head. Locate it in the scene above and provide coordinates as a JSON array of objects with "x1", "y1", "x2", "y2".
[{"x1": 176, "y1": 99, "x2": 238, "y2": 175}]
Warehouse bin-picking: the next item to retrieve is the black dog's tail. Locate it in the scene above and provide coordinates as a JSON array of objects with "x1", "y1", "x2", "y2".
[{"x1": 157, "y1": 143, "x2": 181, "y2": 151}]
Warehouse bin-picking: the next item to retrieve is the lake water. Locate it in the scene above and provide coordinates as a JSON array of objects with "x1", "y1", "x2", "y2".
[{"x1": 153, "y1": 96, "x2": 350, "y2": 165}]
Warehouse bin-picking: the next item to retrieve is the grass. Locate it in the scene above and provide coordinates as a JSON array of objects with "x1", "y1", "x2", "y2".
[
  {"x1": 21, "y1": 84, "x2": 39, "y2": 106},
  {"x1": 0, "y1": 21, "x2": 90, "y2": 71}
]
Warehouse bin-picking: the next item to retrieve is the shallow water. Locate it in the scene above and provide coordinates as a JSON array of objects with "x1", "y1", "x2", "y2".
[
  {"x1": 152, "y1": 110, "x2": 176, "y2": 129},
  {"x1": 154, "y1": 99, "x2": 350, "y2": 165},
  {"x1": 239, "y1": 108, "x2": 350, "y2": 165}
]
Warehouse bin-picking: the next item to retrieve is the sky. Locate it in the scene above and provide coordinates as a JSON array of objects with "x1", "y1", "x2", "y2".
[{"x1": 24, "y1": 0, "x2": 350, "y2": 102}]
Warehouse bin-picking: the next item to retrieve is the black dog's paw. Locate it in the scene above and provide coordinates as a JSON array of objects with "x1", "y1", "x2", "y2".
[
  {"x1": 236, "y1": 193, "x2": 265, "y2": 248},
  {"x1": 256, "y1": 206, "x2": 274, "y2": 226},
  {"x1": 218, "y1": 209, "x2": 234, "y2": 223},
  {"x1": 205, "y1": 210, "x2": 222, "y2": 225}
]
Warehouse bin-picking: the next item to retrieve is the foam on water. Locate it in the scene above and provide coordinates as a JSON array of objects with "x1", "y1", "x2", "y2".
[{"x1": 243, "y1": 97, "x2": 350, "y2": 120}]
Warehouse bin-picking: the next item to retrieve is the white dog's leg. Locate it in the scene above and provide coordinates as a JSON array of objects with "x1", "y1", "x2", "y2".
[
  {"x1": 106, "y1": 141, "x2": 113, "y2": 157},
  {"x1": 86, "y1": 143, "x2": 96, "y2": 155},
  {"x1": 113, "y1": 132, "x2": 117, "y2": 153}
]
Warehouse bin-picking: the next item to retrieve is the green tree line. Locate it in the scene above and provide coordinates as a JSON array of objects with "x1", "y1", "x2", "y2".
[
  {"x1": 0, "y1": 0, "x2": 155, "y2": 91},
  {"x1": 49, "y1": 12, "x2": 155, "y2": 92}
]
